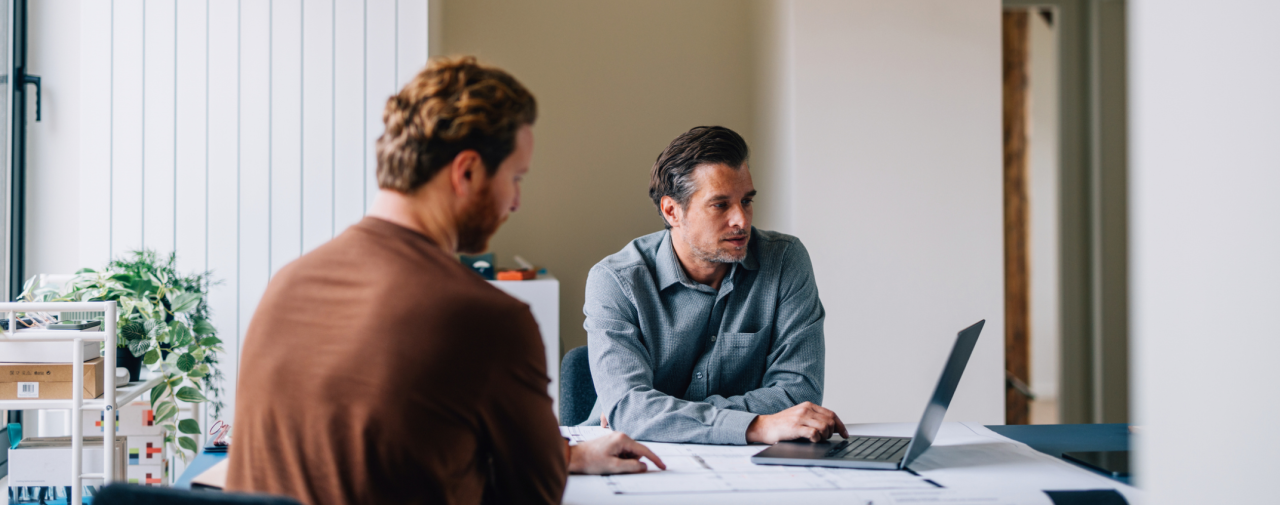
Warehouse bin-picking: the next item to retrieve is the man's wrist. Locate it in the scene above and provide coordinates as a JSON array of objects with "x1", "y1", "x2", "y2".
[
  {"x1": 567, "y1": 443, "x2": 586, "y2": 474},
  {"x1": 745, "y1": 414, "x2": 767, "y2": 444}
]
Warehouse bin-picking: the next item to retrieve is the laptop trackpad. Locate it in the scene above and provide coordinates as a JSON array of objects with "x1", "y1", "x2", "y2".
[{"x1": 758, "y1": 436, "x2": 845, "y2": 459}]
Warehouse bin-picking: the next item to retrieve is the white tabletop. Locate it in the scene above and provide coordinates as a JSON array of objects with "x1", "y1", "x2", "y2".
[{"x1": 562, "y1": 422, "x2": 1143, "y2": 505}]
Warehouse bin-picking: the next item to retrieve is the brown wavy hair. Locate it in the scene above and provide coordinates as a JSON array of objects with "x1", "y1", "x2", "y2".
[{"x1": 376, "y1": 56, "x2": 537, "y2": 193}]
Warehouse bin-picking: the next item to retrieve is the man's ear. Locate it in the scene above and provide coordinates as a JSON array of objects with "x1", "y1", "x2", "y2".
[
  {"x1": 448, "y1": 150, "x2": 484, "y2": 197},
  {"x1": 661, "y1": 196, "x2": 681, "y2": 229}
]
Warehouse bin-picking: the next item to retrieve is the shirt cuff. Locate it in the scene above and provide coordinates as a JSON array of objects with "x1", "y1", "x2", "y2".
[{"x1": 710, "y1": 409, "x2": 758, "y2": 445}]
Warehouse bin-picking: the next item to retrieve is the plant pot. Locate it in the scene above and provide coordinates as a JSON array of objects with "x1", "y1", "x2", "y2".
[{"x1": 117, "y1": 347, "x2": 144, "y2": 382}]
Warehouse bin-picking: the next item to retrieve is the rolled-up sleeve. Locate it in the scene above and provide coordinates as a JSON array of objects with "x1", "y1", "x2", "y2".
[
  {"x1": 585, "y1": 265, "x2": 758, "y2": 445},
  {"x1": 703, "y1": 240, "x2": 825, "y2": 414}
]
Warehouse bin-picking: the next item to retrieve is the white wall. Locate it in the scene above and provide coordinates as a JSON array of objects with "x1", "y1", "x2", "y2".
[
  {"x1": 52, "y1": 0, "x2": 428, "y2": 429},
  {"x1": 1027, "y1": 11, "x2": 1060, "y2": 402},
  {"x1": 26, "y1": 0, "x2": 80, "y2": 280},
  {"x1": 1131, "y1": 0, "x2": 1280, "y2": 501},
  {"x1": 781, "y1": 0, "x2": 1005, "y2": 424}
]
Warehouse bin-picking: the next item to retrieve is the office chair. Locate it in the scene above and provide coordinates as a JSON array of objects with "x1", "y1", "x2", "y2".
[
  {"x1": 93, "y1": 484, "x2": 303, "y2": 505},
  {"x1": 559, "y1": 346, "x2": 597, "y2": 426}
]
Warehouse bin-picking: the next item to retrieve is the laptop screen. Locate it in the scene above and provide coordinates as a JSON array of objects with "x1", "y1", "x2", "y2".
[{"x1": 900, "y1": 319, "x2": 985, "y2": 468}]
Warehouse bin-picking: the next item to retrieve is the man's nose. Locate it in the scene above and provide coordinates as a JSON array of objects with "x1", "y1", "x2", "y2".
[{"x1": 728, "y1": 204, "x2": 747, "y2": 229}]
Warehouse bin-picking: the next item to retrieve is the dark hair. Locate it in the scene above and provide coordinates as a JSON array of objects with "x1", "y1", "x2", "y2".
[
  {"x1": 376, "y1": 56, "x2": 537, "y2": 193},
  {"x1": 648, "y1": 126, "x2": 750, "y2": 229}
]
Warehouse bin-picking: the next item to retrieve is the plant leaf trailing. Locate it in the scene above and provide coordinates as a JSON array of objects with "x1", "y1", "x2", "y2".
[{"x1": 21, "y1": 250, "x2": 226, "y2": 463}]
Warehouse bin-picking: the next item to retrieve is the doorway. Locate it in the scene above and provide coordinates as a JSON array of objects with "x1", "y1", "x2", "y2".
[{"x1": 1003, "y1": 0, "x2": 1130, "y2": 426}]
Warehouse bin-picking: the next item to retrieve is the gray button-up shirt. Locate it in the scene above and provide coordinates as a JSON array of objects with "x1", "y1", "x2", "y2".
[{"x1": 583, "y1": 227, "x2": 825, "y2": 445}]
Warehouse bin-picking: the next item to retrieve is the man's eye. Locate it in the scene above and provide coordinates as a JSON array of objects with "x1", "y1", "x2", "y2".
[
  {"x1": 742, "y1": 199, "x2": 754, "y2": 206},
  {"x1": 713, "y1": 203, "x2": 727, "y2": 209}
]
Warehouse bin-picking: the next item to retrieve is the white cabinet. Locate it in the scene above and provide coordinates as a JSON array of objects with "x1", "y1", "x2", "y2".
[{"x1": 489, "y1": 274, "x2": 560, "y2": 420}]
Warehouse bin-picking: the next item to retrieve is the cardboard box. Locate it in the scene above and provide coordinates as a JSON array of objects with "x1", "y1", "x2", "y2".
[
  {"x1": 0, "y1": 339, "x2": 100, "y2": 363},
  {"x1": 0, "y1": 357, "x2": 105, "y2": 400},
  {"x1": 127, "y1": 434, "x2": 167, "y2": 466},
  {"x1": 82, "y1": 400, "x2": 165, "y2": 437},
  {"x1": 127, "y1": 462, "x2": 168, "y2": 486},
  {"x1": 7, "y1": 436, "x2": 126, "y2": 486}
]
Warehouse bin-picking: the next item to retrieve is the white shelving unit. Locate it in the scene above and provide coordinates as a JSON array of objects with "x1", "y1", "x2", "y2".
[{"x1": 0, "y1": 301, "x2": 162, "y2": 505}]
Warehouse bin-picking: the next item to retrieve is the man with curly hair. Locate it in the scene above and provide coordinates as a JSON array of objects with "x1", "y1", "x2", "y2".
[{"x1": 227, "y1": 56, "x2": 662, "y2": 505}]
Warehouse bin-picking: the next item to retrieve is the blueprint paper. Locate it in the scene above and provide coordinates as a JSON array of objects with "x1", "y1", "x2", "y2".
[{"x1": 560, "y1": 426, "x2": 935, "y2": 495}]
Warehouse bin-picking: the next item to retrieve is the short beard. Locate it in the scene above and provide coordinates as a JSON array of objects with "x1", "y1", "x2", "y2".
[
  {"x1": 456, "y1": 182, "x2": 504, "y2": 254},
  {"x1": 684, "y1": 229, "x2": 749, "y2": 264}
]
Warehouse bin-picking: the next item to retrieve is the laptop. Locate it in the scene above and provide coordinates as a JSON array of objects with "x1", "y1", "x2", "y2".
[{"x1": 750, "y1": 319, "x2": 984, "y2": 470}]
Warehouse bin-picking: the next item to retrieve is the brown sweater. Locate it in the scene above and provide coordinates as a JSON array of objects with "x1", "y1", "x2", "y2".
[{"x1": 226, "y1": 217, "x2": 567, "y2": 505}]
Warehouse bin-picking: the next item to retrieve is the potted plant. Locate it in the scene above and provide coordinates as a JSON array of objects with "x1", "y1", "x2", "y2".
[{"x1": 22, "y1": 250, "x2": 226, "y2": 459}]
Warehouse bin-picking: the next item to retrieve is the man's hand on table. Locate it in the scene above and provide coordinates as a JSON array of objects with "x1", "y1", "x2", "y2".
[
  {"x1": 745, "y1": 401, "x2": 849, "y2": 444},
  {"x1": 568, "y1": 432, "x2": 667, "y2": 475}
]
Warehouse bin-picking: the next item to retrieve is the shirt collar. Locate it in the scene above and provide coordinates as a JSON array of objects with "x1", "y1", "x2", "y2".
[
  {"x1": 657, "y1": 230, "x2": 688, "y2": 290},
  {"x1": 657, "y1": 228, "x2": 760, "y2": 291}
]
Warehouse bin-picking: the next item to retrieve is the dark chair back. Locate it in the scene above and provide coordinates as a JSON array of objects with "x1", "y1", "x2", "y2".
[
  {"x1": 559, "y1": 346, "x2": 597, "y2": 426},
  {"x1": 94, "y1": 484, "x2": 302, "y2": 505}
]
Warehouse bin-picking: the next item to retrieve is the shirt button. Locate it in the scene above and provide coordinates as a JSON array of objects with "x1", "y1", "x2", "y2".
[
  {"x1": 696, "y1": 372, "x2": 703, "y2": 379},
  {"x1": 711, "y1": 335, "x2": 717, "y2": 342}
]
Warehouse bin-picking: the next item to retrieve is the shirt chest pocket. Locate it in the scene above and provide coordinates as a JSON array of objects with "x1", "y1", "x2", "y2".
[{"x1": 714, "y1": 330, "x2": 769, "y2": 392}]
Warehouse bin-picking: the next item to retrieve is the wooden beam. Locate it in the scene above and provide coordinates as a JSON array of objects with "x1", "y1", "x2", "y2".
[{"x1": 1003, "y1": 9, "x2": 1032, "y2": 426}]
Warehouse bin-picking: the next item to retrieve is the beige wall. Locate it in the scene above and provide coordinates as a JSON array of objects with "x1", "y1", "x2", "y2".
[
  {"x1": 442, "y1": 0, "x2": 756, "y2": 354},
  {"x1": 445, "y1": 0, "x2": 1005, "y2": 425}
]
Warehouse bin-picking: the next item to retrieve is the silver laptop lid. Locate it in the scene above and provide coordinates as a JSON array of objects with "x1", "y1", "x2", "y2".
[{"x1": 899, "y1": 320, "x2": 984, "y2": 468}]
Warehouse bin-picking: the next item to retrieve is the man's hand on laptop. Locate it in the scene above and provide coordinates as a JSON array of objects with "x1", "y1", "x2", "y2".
[
  {"x1": 746, "y1": 401, "x2": 849, "y2": 444},
  {"x1": 568, "y1": 432, "x2": 667, "y2": 475}
]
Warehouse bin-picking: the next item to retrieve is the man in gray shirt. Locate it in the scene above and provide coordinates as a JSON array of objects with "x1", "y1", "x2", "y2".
[{"x1": 583, "y1": 126, "x2": 848, "y2": 445}]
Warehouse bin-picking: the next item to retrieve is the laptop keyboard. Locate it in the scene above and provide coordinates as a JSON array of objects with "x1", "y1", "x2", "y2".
[{"x1": 823, "y1": 437, "x2": 910, "y2": 461}]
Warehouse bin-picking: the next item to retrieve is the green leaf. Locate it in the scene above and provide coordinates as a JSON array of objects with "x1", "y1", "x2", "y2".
[
  {"x1": 150, "y1": 383, "x2": 168, "y2": 408},
  {"x1": 191, "y1": 348, "x2": 206, "y2": 362},
  {"x1": 193, "y1": 319, "x2": 216, "y2": 336},
  {"x1": 143, "y1": 349, "x2": 161, "y2": 365},
  {"x1": 178, "y1": 436, "x2": 198, "y2": 452},
  {"x1": 198, "y1": 336, "x2": 222, "y2": 346},
  {"x1": 170, "y1": 321, "x2": 194, "y2": 347},
  {"x1": 127, "y1": 338, "x2": 151, "y2": 357},
  {"x1": 154, "y1": 402, "x2": 178, "y2": 424},
  {"x1": 186, "y1": 367, "x2": 207, "y2": 379},
  {"x1": 176, "y1": 353, "x2": 196, "y2": 373},
  {"x1": 178, "y1": 419, "x2": 201, "y2": 435},
  {"x1": 75, "y1": 267, "x2": 96, "y2": 274},
  {"x1": 122, "y1": 321, "x2": 146, "y2": 342},
  {"x1": 175, "y1": 386, "x2": 208, "y2": 403},
  {"x1": 169, "y1": 292, "x2": 202, "y2": 314}
]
